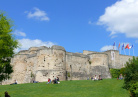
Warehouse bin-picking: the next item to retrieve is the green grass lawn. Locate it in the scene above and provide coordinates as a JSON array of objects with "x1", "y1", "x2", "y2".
[{"x1": 0, "y1": 79, "x2": 129, "y2": 97}]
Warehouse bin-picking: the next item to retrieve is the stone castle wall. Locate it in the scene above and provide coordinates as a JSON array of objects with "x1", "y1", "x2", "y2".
[
  {"x1": 2, "y1": 45, "x2": 136, "y2": 85},
  {"x1": 88, "y1": 53, "x2": 111, "y2": 78},
  {"x1": 104, "y1": 50, "x2": 133, "y2": 69},
  {"x1": 66, "y1": 52, "x2": 90, "y2": 80}
]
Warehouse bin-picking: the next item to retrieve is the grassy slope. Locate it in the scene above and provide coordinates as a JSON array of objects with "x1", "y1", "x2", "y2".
[{"x1": 0, "y1": 79, "x2": 129, "y2": 97}]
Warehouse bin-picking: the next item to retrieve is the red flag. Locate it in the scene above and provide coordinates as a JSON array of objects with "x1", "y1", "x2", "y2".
[
  {"x1": 118, "y1": 43, "x2": 120, "y2": 50},
  {"x1": 125, "y1": 44, "x2": 129, "y2": 49}
]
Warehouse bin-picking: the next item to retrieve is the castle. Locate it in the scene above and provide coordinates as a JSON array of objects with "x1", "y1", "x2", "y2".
[{"x1": 2, "y1": 45, "x2": 134, "y2": 85}]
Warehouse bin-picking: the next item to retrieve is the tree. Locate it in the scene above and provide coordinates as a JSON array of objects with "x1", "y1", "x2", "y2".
[
  {"x1": 123, "y1": 57, "x2": 138, "y2": 97},
  {"x1": 0, "y1": 12, "x2": 19, "y2": 82}
]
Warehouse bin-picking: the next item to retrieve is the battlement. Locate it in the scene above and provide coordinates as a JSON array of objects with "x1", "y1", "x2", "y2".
[{"x1": 51, "y1": 45, "x2": 65, "y2": 51}]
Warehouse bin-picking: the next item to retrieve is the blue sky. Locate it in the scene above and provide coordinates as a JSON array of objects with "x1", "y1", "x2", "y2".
[{"x1": 0, "y1": 0, "x2": 138, "y2": 56}]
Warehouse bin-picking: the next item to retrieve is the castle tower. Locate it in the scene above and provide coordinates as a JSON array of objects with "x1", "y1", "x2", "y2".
[{"x1": 35, "y1": 45, "x2": 66, "y2": 82}]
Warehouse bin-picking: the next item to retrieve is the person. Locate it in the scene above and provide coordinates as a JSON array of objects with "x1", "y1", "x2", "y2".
[
  {"x1": 47, "y1": 78, "x2": 51, "y2": 84},
  {"x1": 52, "y1": 78, "x2": 58, "y2": 84},
  {"x1": 54, "y1": 78, "x2": 58, "y2": 84},
  {"x1": 33, "y1": 79, "x2": 39, "y2": 83},
  {"x1": 87, "y1": 77, "x2": 89, "y2": 80},
  {"x1": 94, "y1": 75, "x2": 98, "y2": 81},
  {"x1": 98, "y1": 75, "x2": 102, "y2": 80},
  {"x1": 15, "y1": 80, "x2": 18, "y2": 84},
  {"x1": 10, "y1": 80, "x2": 17, "y2": 85},
  {"x1": 91, "y1": 77, "x2": 93, "y2": 80},
  {"x1": 119, "y1": 74, "x2": 123, "y2": 80},
  {"x1": 5, "y1": 91, "x2": 10, "y2": 97},
  {"x1": 57, "y1": 77, "x2": 59, "y2": 81}
]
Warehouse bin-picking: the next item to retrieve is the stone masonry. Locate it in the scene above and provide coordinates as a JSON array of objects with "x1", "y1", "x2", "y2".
[{"x1": 2, "y1": 45, "x2": 134, "y2": 85}]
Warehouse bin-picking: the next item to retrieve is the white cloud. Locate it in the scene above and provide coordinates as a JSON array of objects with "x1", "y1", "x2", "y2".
[
  {"x1": 25, "y1": 7, "x2": 50, "y2": 21},
  {"x1": 98, "y1": 0, "x2": 138, "y2": 38},
  {"x1": 13, "y1": 30, "x2": 26, "y2": 37},
  {"x1": 100, "y1": 45, "x2": 117, "y2": 52},
  {"x1": 14, "y1": 38, "x2": 56, "y2": 52}
]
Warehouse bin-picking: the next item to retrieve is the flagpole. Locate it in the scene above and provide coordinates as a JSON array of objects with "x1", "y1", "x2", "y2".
[
  {"x1": 124, "y1": 49, "x2": 126, "y2": 55},
  {"x1": 118, "y1": 46, "x2": 119, "y2": 53},
  {"x1": 115, "y1": 42, "x2": 116, "y2": 50},
  {"x1": 133, "y1": 46, "x2": 134, "y2": 56},
  {"x1": 118, "y1": 42, "x2": 120, "y2": 54},
  {"x1": 120, "y1": 46, "x2": 121, "y2": 54},
  {"x1": 129, "y1": 49, "x2": 130, "y2": 55},
  {"x1": 118, "y1": 43, "x2": 119, "y2": 54}
]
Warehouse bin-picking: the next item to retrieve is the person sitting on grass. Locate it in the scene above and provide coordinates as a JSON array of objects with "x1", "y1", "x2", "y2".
[
  {"x1": 10, "y1": 80, "x2": 17, "y2": 85},
  {"x1": 94, "y1": 75, "x2": 98, "y2": 81},
  {"x1": 5, "y1": 91, "x2": 10, "y2": 97},
  {"x1": 57, "y1": 77, "x2": 59, "y2": 81},
  {"x1": 91, "y1": 77, "x2": 93, "y2": 80},
  {"x1": 47, "y1": 78, "x2": 51, "y2": 84},
  {"x1": 119, "y1": 74, "x2": 123, "y2": 80},
  {"x1": 52, "y1": 78, "x2": 58, "y2": 84},
  {"x1": 98, "y1": 75, "x2": 103, "y2": 80},
  {"x1": 33, "y1": 79, "x2": 39, "y2": 83}
]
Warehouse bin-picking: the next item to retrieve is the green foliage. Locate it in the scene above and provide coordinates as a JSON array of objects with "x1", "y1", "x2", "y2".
[
  {"x1": 31, "y1": 72, "x2": 35, "y2": 78},
  {"x1": 120, "y1": 67, "x2": 125, "y2": 76},
  {"x1": 67, "y1": 72, "x2": 70, "y2": 77},
  {"x1": 0, "y1": 79, "x2": 129, "y2": 97},
  {"x1": 123, "y1": 57, "x2": 138, "y2": 97},
  {"x1": 0, "y1": 12, "x2": 19, "y2": 82},
  {"x1": 89, "y1": 61, "x2": 91, "y2": 64},
  {"x1": 134, "y1": 82, "x2": 138, "y2": 97},
  {"x1": 110, "y1": 68, "x2": 120, "y2": 78}
]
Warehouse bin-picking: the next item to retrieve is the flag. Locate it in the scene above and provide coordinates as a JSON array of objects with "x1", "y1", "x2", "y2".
[
  {"x1": 113, "y1": 42, "x2": 115, "y2": 49},
  {"x1": 125, "y1": 44, "x2": 129, "y2": 49},
  {"x1": 129, "y1": 45, "x2": 133, "y2": 49},
  {"x1": 122, "y1": 44, "x2": 124, "y2": 50},
  {"x1": 113, "y1": 42, "x2": 115, "y2": 46},
  {"x1": 118, "y1": 42, "x2": 120, "y2": 50}
]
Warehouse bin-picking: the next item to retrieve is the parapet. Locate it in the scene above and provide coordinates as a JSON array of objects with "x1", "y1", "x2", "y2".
[
  {"x1": 18, "y1": 50, "x2": 29, "y2": 54},
  {"x1": 104, "y1": 50, "x2": 119, "y2": 53},
  {"x1": 83, "y1": 50, "x2": 98, "y2": 55},
  {"x1": 51, "y1": 45, "x2": 65, "y2": 51},
  {"x1": 37, "y1": 46, "x2": 49, "y2": 50},
  {"x1": 66, "y1": 52, "x2": 89, "y2": 58},
  {"x1": 29, "y1": 47, "x2": 39, "y2": 51}
]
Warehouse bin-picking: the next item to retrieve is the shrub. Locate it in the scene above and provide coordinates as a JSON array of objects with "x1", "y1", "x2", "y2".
[
  {"x1": 110, "y1": 69, "x2": 120, "y2": 78},
  {"x1": 120, "y1": 67, "x2": 125, "y2": 76},
  {"x1": 123, "y1": 57, "x2": 138, "y2": 97},
  {"x1": 67, "y1": 72, "x2": 70, "y2": 77}
]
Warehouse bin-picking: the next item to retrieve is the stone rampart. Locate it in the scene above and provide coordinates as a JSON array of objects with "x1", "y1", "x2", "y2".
[
  {"x1": 83, "y1": 50, "x2": 98, "y2": 55},
  {"x1": 2, "y1": 45, "x2": 136, "y2": 85},
  {"x1": 88, "y1": 53, "x2": 111, "y2": 78},
  {"x1": 66, "y1": 52, "x2": 90, "y2": 80}
]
